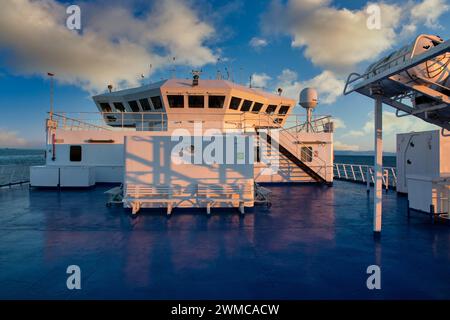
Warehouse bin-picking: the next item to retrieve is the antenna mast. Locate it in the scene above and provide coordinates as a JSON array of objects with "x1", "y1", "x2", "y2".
[{"x1": 170, "y1": 57, "x2": 176, "y2": 78}]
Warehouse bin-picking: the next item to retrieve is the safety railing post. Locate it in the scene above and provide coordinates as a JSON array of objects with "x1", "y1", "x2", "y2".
[
  {"x1": 384, "y1": 169, "x2": 389, "y2": 192},
  {"x1": 351, "y1": 165, "x2": 356, "y2": 180},
  {"x1": 366, "y1": 166, "x2": 371, "y2": 193},
  {"x1": 359, "y1": 165, "x2": 365, "y2": 182}
]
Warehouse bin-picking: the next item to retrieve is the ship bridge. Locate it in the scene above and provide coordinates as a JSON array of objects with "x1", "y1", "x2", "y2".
[
  {"x1": 92, "y1": 78, "x2": 296, "y2": 131},
  {"x1": 35, "y1": 77, "x2": 334, "y2": 191}
]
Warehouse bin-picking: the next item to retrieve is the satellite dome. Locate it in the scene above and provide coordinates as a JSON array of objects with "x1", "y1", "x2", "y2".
[{"x1": 299, "y1": 88, "x2": 318, "y2": 109}]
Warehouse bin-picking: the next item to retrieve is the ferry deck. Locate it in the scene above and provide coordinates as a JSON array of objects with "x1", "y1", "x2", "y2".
[{"x1": 0, "y1": 180, "x2": 449, "y2": 300}]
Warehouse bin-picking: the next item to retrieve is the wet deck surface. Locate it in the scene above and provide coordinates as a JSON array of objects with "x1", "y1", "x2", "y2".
[{"x1": 0, "y1": 181, "x2": 449, "y2": 300}]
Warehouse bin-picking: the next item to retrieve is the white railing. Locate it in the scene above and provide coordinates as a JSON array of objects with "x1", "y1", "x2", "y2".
[
  {"x1": 49, "y1": 111, "x2": 333, "y2": 133},
  {"x1": 0, "y1": 165, "x2": 30, "y2": 187},
  {"x1": 48, "y1": 111, "x2": 332, "y2": 182},
  {"x1": 334, "y1": 163, "x2": 397, "y2": 189},
  {"x1": 284, "y1": 115, "x2": 333, "y2": 133}
]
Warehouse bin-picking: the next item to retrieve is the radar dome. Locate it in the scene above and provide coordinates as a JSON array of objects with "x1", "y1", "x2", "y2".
[{"x1": 299, "y1": 88, "x2": 318, "y2": 109}]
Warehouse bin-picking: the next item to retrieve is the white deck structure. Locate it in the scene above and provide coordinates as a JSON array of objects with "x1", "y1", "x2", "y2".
[{"x1": 31, "y1": 77, "x2": 334, "y2": 213}]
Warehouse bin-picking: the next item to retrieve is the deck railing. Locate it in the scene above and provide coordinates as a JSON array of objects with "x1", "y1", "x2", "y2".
[
  {"x1": 0, "y1": 165, "x2": 31, "y2": 187},
  {"x1": 49, "y1": 111, "x2": 333, "y2": 133},
  {"x1": 334, "y1": 163, "x2": 397, "y2": 190}
]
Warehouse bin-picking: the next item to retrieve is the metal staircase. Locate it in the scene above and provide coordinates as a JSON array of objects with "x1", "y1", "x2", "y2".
[
  {"x1": 264, "y1": 130, "x2": 329, "y2": 184},
  {"x1": 254, "y1": 116, "x2": 330, "y2": 185}
]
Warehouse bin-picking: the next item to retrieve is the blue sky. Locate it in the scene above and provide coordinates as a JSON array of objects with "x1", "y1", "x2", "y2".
[{"x1": 0, "y1": 0, "x2": 449, "y2": 151}]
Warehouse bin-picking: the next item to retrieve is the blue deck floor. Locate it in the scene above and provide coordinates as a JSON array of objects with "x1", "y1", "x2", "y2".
[{"x1": 0, "y1": 181, "x2": 449, "y2": 300}]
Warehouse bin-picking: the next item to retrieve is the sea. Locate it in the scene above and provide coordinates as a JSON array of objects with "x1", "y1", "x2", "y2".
[
  {"x1": 0, "y1": 148, "x2": 397, "y2": 167},
  {"x1": 334, "y1": 155, "x2": 396, "y2": 168},
  {"x1": 0, "y1": 149, "x2": 46, "y2": 166}
]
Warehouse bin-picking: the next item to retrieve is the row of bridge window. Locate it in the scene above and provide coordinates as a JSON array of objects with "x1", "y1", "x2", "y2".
[
  {"x1": 99, "y1": 96, "x2": 163, "y2": 113},
  {"x1": 100, "y1": 95, "x2": 290, "y2": 115}
]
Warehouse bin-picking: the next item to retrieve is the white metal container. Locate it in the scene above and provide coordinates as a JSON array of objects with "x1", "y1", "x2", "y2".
[
  {"x1": 407, "y1": 174, "x2": 450, "y2": 213},
  {"x1": 30, "y1": 166, "x2": 59, "y2": 187},
  {"x1": 396, "y1": 130, "x2": 450, "y2": 193},
  {"x1": 60, "y1": 166, "x2": 96, "y2": 187}
]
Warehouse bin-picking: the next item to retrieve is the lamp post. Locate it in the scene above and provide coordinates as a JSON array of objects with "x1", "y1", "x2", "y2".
[
  {"x1": 47, "y1": 72, "x2": 55, "y2": 161},
  {"x1": 47, "y1": 72, "x2": 55, "y2": 119}
]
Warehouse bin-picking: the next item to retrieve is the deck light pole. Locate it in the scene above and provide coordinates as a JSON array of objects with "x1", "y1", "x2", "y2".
[{"x1": 47, "y1": 72, "x2": 55, "y2": 119}]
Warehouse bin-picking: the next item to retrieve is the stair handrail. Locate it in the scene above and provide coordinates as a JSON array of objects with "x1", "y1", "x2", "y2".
[{"x1": 243, "y1": 113, "x2": 329, "y2": 180}]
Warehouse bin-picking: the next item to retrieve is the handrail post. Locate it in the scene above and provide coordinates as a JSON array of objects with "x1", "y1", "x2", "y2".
[
  {"x1": 384, "y1": 169, "x2": 389, "y2": 192},
  {"x1": 366, "y1": 166, "x2": 370, "y2": 193},
  {"x1": 391, "y1": 167, "x2": 397, "y2": 188}
]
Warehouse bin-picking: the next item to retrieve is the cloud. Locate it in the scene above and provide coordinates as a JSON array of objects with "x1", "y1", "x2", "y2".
[
  {"x1": 0, "y1": 0, "x2": 217, "y2": 93},
  {"x1": 341, "y1": 110, "x2": 438, "y2": 151},
  {"x1": 346, "y1": 111, "x2": 438, "y2": 137},
  {"x1": 261, "y1": 0, "x2": 401, "y2": 71},
  {"x1": 250, "y1": 73, "x2": 271, "y2": 88},
  {"x1": 334, "y1": 140, "x2": 360, "y2": 151},
  {"x1": 333, "y1": 118, "x2": 346, "y2": 130},
  {"x1": 0, "y1": 129, "x2": 27, "y2": 148},
  {"x1": 249, "y1": 37, "x2": 268, "y2": 49},
  {"x1": 276, "y1": 69, "x2": 344, "y2": 104},
  {"x1": 261, "y1": 0, "x2": 448, "y2": 72},
  {"x1": 410, "y1": 0, "x2": 450, "y2": 28}
]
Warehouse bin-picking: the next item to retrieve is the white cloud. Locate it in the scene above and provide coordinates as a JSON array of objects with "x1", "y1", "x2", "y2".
[
  {"x1": 250, "y1": 73, "x2": 271, "y2": 88},
  {"x1": 249, "y1": 37, "x2": 268, "y2": 49},
  {"x1": 261, "y1": 0, "x2": 448, "y2": 72},
  {"x1": 342, "y1": 110, "x2": 438, "y2": 151},
  {"x1": 0, "y1": 129, "x2": 27, "y2": 148},
  {"x1": 0, "y1": 0, "x2": 217, "y2": 93},
  {"x1": 410, "y1": 0, "x2": 450, "y2": 28},
  {"x1": 276, "y1": 69, "x2": 344, "y2": 104},
  {"x1": 334, "y1": 140, "x2": 360, "y2": 151},
  {"x1": 333, "y1": 118, "x2": 346, "y2": 130},
  {"x1": 262, "y1": 0, "x2": 401, "y2": 71}
]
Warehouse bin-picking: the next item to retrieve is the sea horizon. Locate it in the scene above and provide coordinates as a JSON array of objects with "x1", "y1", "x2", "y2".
[{"x1": 0, "y1": 147, "x2": 397, "y2": 167}]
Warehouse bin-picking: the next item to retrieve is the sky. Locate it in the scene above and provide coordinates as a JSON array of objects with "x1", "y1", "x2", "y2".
[{"x1": 0, "y1": 0, "x2": 449, "y2": 151}]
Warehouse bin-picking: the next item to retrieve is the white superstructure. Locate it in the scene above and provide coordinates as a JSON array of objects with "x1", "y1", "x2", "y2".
[{"x1": 31, "y1": 77, "x2": 334, "y2": 213}]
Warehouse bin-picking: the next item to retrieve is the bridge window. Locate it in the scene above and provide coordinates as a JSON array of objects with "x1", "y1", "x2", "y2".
[
  {"x1": 208, "y1": 95, "x2": 225, "y2": 108},
  {"x1": 128, "y1": 100, "x2": 140, "y2": 112},
  {"x1": 240, "y1": 100, "x2": 253, "y2": 112},
  {"x1": 99, "y1": 102, "x2": 112, "y2": 112},
  {"x1": 278, "y1": 105, "x2": 290, "y2": 115},
  {"x1": 113, "y1": 102, "x2": 125, "y2": 112},
  {"x1": 252, "y1": 102, "x2": 263, "y2": 112},
  {"x1": 168, "y1": 95, "x2": 184, "y2": 108},
  {"x1": 188, "y1": 95, "x2": 204, "y2": 108},
  {"x1": 229, "y1": 97, "x2": 242, "y2": 110},
  {"x1": 265, "y1": 105, "x2": 277, "y2": 114},
  {"x1": 139, "y1": 98, "x2": 151, "y2": 111},
  {"x1": 301, "y1": 146, "x2": 313, "y2": 163},
  {"x1": 70, "y1": 146, "x2": 82, "y2": 162},
  {"x1": 150, "y1": 96, "x2": 163, "y2": 110}
]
